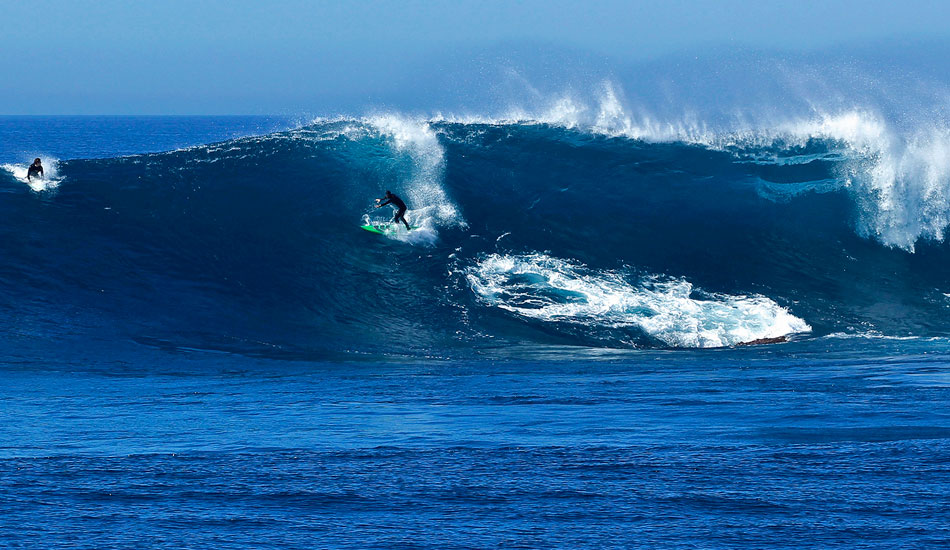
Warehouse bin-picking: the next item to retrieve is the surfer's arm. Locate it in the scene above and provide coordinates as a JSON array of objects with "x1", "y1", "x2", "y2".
[{"x1": 376, "y1": 199, "x2": 392, "y2": 207}]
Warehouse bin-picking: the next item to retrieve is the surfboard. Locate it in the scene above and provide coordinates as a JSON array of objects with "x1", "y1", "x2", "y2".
[{"x1": 360, "y1": 223, "x2": 415, "y2": 235}]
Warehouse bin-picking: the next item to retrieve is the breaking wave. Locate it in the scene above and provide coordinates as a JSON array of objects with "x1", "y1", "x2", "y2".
[{"x1": 4, "y1": 109, "x2": 950, "y2": 358}]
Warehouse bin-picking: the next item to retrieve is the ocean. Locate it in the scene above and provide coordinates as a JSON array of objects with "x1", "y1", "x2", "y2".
[{"x1": 1, "y1": 113, "x2": 949, "y2": 548}]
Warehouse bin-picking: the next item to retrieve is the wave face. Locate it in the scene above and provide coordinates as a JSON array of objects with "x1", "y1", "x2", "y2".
[{"x1": 4, "y1": 115, "x2": 950, "y2": 358}]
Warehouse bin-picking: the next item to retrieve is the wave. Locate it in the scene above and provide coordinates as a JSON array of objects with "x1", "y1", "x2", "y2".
[{"x1": 3, "y1": 112, "x2": 950, "y2": 358}]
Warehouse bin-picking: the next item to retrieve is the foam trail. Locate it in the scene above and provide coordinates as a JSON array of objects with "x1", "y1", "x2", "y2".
[{"x1": 467, "y1": 253, "x2": 811, "y2": 348}]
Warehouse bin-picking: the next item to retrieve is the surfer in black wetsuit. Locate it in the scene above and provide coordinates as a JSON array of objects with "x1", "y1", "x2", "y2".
[
  {"x1": 26, "y1": 158, "x2": 44, "y2": 181},
  {"x1": 375, "y1": 190, "x2": 411, "y2": 230}
]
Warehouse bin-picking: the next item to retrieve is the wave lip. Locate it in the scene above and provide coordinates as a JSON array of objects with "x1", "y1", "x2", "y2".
[{"x1": 467, "y1": 253, "x2": 811, "y2": 349}]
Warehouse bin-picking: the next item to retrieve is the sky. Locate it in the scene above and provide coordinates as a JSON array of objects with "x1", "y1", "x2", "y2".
[{"x1": 3, "y1": 0, "x2": 950, "y2": 114}]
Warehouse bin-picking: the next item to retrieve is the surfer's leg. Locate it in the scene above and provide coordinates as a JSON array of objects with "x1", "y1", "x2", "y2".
[{"x1": 397, "y1": 209, "x2": 410, "y2": 229}]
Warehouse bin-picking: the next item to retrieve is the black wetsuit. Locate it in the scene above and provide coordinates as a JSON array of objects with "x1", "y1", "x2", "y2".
[
  {"x1": 378, "y1": 194, "x2": 410, "y2": 230},
  {"x1": 27, "y1": 164, "x2": 43, "y2": 181}
]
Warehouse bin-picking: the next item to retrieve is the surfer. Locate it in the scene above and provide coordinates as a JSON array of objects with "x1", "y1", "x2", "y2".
[
  {"x1": 26, "y1": 158, "x2": 44, "y2": 181},
  {"x1": 375, "y1": 190, "x2": 411, "y2": 230}
]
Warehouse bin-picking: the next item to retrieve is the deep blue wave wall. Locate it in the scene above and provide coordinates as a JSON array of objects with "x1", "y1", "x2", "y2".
[{"x1": 3, "y1": 121, "x2": 950, "y2": 357}]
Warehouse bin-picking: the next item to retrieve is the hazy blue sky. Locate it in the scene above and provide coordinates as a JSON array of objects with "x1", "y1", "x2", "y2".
[{"x1": 3, "y1": 0, "x2": 950, "y2": 114}]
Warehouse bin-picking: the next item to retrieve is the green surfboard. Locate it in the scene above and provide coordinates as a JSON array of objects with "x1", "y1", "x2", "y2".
[{"x1": 360, "y1": 223, "x2": 415, "y2": 235}]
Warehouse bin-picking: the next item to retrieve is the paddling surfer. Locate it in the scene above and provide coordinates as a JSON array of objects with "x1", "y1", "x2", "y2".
[{"x1": 375, "y1": 190, "x2": 411, "y2": 230}]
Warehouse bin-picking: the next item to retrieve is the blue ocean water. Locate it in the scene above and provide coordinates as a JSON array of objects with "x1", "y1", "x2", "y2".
[
  {"x1": 0, "y1": 115, "x2": 295, "y2": 163},
  {"x1": 1, "y1": 115, "x2": 949, "y2": 548}
]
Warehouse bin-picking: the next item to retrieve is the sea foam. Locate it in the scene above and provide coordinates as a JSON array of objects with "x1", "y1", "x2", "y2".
[{"x1": 467, "y1": 253, "x2": 811, "y2": 348}]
